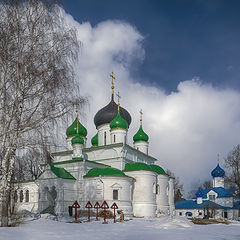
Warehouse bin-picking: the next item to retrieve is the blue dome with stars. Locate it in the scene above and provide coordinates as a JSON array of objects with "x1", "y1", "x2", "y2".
[
  {"x1": 211, "y1": 164, "x2": 225, "y2": 178},
  {"x1": 195, "y1": 187, "x2": 203, "y2": 198}
]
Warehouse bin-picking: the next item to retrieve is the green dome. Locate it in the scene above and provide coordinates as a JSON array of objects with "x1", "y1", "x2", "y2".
[
  {"x1": 84, "y1": 168, "x2": 126, "y2": 178},
  {"x1": 149, "y1": 164, "x2": 166, "y2": 175},
  {"x1": 91, "y1": 133, "x2": 98, "y2": 147},
  {"x1": 110, "y1": 110, "x2": 128, "y2": 130},
  {"x1": 71, "y1": 134, "x2": 84, "y2": 145},
  {"x1": 66, "y1": 117, "x2": 87, "y2": 138},
  {"x1": 124, "y1": 162, "x2": 154, "y2": 172},
  {"x1": 133, "y1": 125, "x2": 149, "y2": 142}
]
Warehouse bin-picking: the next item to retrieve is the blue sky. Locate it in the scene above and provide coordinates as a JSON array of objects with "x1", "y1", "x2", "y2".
[
  {"x1": 62, "y1": 0, "x2": 240, "y2": 93},
  {"x1": 60, "y1": 0, "x2": 240, "y2": 192}
]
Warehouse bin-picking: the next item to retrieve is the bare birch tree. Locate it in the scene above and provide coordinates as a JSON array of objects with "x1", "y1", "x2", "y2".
[
  {"x1": 0, "y1": 0, "x2": 83, "y2": 226},
  {"x1": 225, "y1": 144, "x2": 240, "y2": 197}
]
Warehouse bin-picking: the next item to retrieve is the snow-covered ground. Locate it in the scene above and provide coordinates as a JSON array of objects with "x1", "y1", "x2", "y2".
[{"x1": 1, "y1": 215, "x2": 240, "y2": 240}]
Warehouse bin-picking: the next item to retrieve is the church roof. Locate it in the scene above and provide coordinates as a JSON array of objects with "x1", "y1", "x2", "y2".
[
  {"x1": 50, "y1": 164, "x2": 76, "y2": 180},
  {"x1": 110, "y1": 109, "x2": 128, "y2": 130},
  {"x1": 124, "y1": 162, "x2": 154, "y2": 172},
  {"x1": 91, "y1": 133, "x2": 98, "y2": 146},
  {"x1": 83, "y1": 167, "x2": 127, "y2": 178},
  {"x1": 66, "y1": 117, "x2": 87, "y2": 138},
  {"x1": 94, "y1": 95, "x2": 131, "y2": 128},
  {"x1": 71, "y1": 134, "x2": 84, "y2": 144},
  {"x1": 211, "y1": 163, "x2": 225, "y2": 177},
  {"x1": 192, "y1": 187, "x2": 235, "y2": 199},
  {"x1": 195, "y1": 187, "x2": 203, "y2": 198},
  {"x1": 175, "y1": 200, "x2": 231, "y2": 210},
  {"x1": 149, "y1": 164, "x2": 166, "y2": 175},
  {"x1": 133, "y1": 125, "x2": 149, "y2": 142}
]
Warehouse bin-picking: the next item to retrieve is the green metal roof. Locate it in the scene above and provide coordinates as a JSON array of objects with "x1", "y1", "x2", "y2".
[
  {"x1": 50, "y1": 164, "x2": 76, "y2": 180},
  {"x1": 66, "y1": 117, "x2": 87, "y2": 138},
  {"x1": 91, "y1": 133, "x2": 98, "y2": 146},
  {"x1": 71, "y1": 134, "x2": 84, "y2": 144},
  {"x1": 110, "y1": 110, "x2": 128, "y2": 130},
  {"x1": 84, "y1": 167, "x2": 126, "y2": 178},
  {"x1": 124, "y1": 162, "x2": 154, "y2": 172},
  {"x1": 133, "y1": 125, "x2": 149, "y2": 142},
  {"x1": 149, "y1": 164, "x2": 166, "y2": 175}
]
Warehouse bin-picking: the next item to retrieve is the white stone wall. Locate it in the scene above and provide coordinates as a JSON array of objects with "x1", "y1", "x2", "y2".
[
  {"x1": 168, "y1": 178, "x2": 175, "y2": 215},
  {"x1": 133, "y1": 141, "x2": 148, "y2": 155},
  {"x1": 13, "y1": 181, "x2": 39, "y2": 213},
  {"x1": 110, "y1": 129, "x2": 127, "y2": 145},
  {"x1": 156, "y1": 174, "x2": 169, "y2": 215},
  {"x1": 97, "y1": 124, "x2": 111, "y2": 146},
  {"x1": 213, "y1": 177, "x2": 224, "y2": 188},
  {"x1": 125, "y1": 170, "x2": 157, "y2": 217}
]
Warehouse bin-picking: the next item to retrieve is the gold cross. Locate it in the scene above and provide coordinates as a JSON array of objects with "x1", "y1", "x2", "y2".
[
  {"x1": 116, "y1": 92, "x2": 121, "y2": 110},
  {"x1": 116, "y1": 92, "x2": 121, "y2": 104},
  {"x1": 217, "y1": 153, "x2": 220, "y2": 164},
  {"x1": 198, "y1": 179, "x2": 201, "y2": 187},
  {"x1": 75, "y1": 108, "x2": 79, "y2": 134},
  {"x1": 110, "y1": 72, "x2": 115, "y2": 94},
  {"x1": 140, "y1": 109, "x2": 143, "y2": 125}
]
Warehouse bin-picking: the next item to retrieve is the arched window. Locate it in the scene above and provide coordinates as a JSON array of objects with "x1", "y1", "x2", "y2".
[
  {"x1": 113, "y1": 190, "x2": 118, "y2": 200},
  {"x1": 20, "y1": 190, "x2": 24, "y2": 202},
  {"x1": 25, "y1": 190, "x2": 29, "y2": 202},
  {"x1": 14, "y1": 190, "x2": 18, "y2": 203},
  {"x1": 114, "y1": 134, "x2": 116, "y2": 143},
  {"x1": 156, "y1": 184, "x2": 160, "y2": 195},
  {"x1": 104, "y1": 132, "x2": 106, "y2": 145}
]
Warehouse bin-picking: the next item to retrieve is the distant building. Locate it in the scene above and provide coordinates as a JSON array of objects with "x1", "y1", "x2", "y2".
[
  {"x1": 13, "y1": 75, "x2": 174, "y2": 218},
  {"x1": 175, "y1": 163, "x2": 240, "y2": 220}
]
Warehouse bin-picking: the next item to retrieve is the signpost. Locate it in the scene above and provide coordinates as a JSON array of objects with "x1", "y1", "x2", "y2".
[
  {"x1": 101, "y1": 200, "x2": 109, "y2": 224},
  {"x1": 110, "y1": 202, "x2": 118, "y2": 223},
  {"x1": 72, "y1": 201, "x2": 80, "y2": 221},
  {"x1": 94, "y1": 201, "x2": 101, "y2": 221},
  {"x1": 85, "y1": 201, "x2": 93, "y2": 222}
]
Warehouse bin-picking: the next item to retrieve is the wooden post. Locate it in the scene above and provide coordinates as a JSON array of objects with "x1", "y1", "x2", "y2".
[
  {"x1": 72, "y1": 201, "x2": 80, "y2": 221},
  {"x1": 94, "y1": 201, "x2": 101, "y2": 221},
  {"x1": 101, "y1": 200, "x2": 109, "y2": 224},
  {"x1": 110, "y1": 202, "x2": 118, "y2": 223},
  {"x1": 85, "y1": 201, "x2": 93, "y2": 222}
]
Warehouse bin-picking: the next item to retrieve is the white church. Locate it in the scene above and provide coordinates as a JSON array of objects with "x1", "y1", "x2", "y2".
[
  {"x1": 14, "y1": 74, "x2": 175, "y2": 218},
  {"x1": 175, "y1": 161, "x2": 240, "y2": 220}
]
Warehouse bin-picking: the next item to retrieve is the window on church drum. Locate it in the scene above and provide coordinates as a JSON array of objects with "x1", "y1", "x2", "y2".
[
  {"x1": 104, "y1": 132, "x2": 106, "y2": 145},
  {"x1": 25, "y1": 190, "x2": 29, "y2": 202},
  {"x1": 113, "y1": 190, "x2": 118, "y2": 200},
  {"x1": 20, "y1": 190, "x2": 24, "y2": 202},
  {"x1": 114, "y1": 134, "x2": 116, "y2": 143},
  {"x1": 209, "y1": 195, "x2": 215, "y2": 201},
  {"x1": 156, "y1": 185, "x2": 160, "y2": 195}
]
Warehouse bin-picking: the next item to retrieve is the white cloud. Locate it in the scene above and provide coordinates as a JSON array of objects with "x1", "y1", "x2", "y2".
[{"x1": 63, "y1": 11, "x2": 240, "y2": 194}]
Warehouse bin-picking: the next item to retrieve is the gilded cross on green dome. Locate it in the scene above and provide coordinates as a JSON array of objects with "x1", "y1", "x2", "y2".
[
  {"x1": 116, "y1": 92, "x2": 121, "y2": 110},
  {"x1": 140, "y1": 109, "x2": 143, "y2": 125}
]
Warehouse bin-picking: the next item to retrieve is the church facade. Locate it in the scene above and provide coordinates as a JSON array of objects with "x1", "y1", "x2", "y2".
[
  {"x1": 14, "y1": 77, "x2": 175, "y2": 218},
  {"x1": 175, "y1": 163, "x2": 240, "y2": 220}
]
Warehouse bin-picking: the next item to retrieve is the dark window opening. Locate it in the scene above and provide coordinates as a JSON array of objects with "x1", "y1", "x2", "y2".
[
  {"x1": 113, "y1": 189, "x2": 118, "y2": 200},
  {"x1": 179, "y1": 212, "x2": 182, "y2": 216},
  {"x1": 20, "y1": 190, "x2": 24, "y2": 202},
  {"x1": 14, "y1": 191, "x2": 18, "y2": 203},
  {"x1": 25, "y1": 190, "x2": 29, "y2": 202},
  {"x1": 104, "y1": 132, "x2": 106, "y2": 145},
  {"x1": 114, "y1": 134, "x2": 116, "y2": 143}
]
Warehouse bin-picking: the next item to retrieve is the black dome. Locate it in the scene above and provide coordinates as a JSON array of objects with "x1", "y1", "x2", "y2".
[{"x1": 94, "y1": 95, "x2": 131, "y2": 128}]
